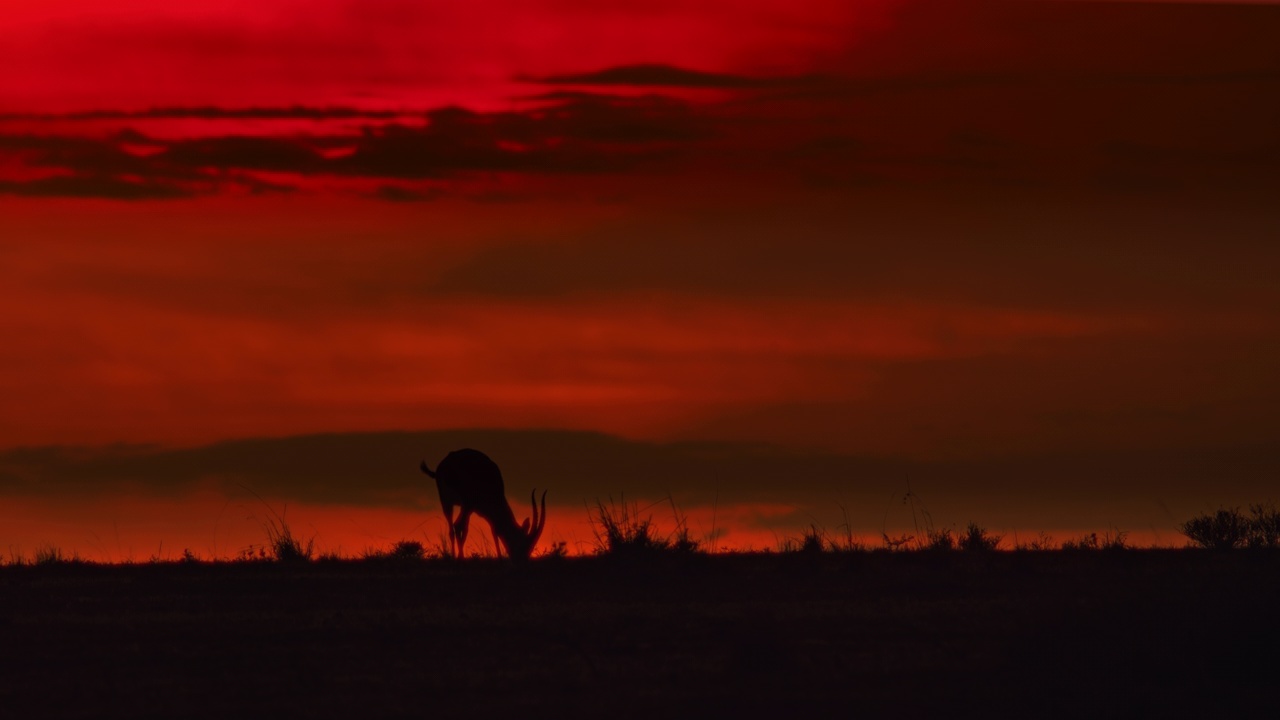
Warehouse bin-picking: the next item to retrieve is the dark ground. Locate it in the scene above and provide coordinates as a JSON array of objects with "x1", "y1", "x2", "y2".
[{"x1": 0, "y1": 551, "x2": 1276, "y2": 719}]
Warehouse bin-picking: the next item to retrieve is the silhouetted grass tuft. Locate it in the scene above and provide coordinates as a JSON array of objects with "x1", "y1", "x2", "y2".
[
  {"x1": 1014, "y1": 532, "x2": 1056, "y2": 551},
  {"x1": 590, "y1": 496, "x2": 701, "y2": 557},
  {"x1": 831, "y1": 504, "x2": 866, "y2": 552},
  {"x1": 1061, "y1": 530, "x2": 1128, "y2": 551},
  {"x1": 264, "y1": 517, "x2": 314, "y2": 563},
  {"x1": 781, "y1": 524, "x2": 830, "y2": 554},
  {"x1": 668, "y1": 498, "x2": 703, "y2": 554},
  {"x1": 538, "y1": 541, "x2": 569, "y2": 560},
  {"x1": 34, "y1": 545, "x2": 82, "y2": 566},
  {"x1": 591, "y1": 498, "x2": 665, "y2": 554}
]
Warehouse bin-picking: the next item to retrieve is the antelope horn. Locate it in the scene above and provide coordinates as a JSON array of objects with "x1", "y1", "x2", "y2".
[{"x1": 529, "y1": 489, "x2": 548, "y2": 544}]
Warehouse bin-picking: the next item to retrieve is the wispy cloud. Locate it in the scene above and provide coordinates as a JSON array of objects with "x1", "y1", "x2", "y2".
[
  {"x1": 0, "y1": 106, "x2": 409, "y2": 121},
  {"x1": 532, "y1": 63, "x2": 794, "y2": 89},
  {"x1": 0, "y1": 94, "x2": 715, "y2": 198},
  {"x1": 0, "y1": 175, "x2": 195, "y2": 200}
]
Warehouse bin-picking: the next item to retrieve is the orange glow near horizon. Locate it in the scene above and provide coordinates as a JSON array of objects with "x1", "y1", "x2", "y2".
[{"x1": 0, "y1": 492, "x2": 1183, "y2": 564}]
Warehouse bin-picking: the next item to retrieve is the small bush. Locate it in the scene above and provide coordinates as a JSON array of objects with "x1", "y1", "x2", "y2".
[
  {"x1": 1181, "y1": 504, "x2": 1280, "y2": 550},
  {"x1": 363, "y1": 540, "x2": 428, "y2": 562},
  {"x1": 1181, "y1": 508, "x2": 1250, "y2": 550},
  {"x1": 1248, "y1": 503, "x2": 1280, "y2": 548},
  {"x1": 925, "y1": 528, "x2": 956, "y2": 552},
  {"x1": 389, "y1": 540, "x2": 426, "y2": 560},
  {"x1": 959, "y1": 523, "x2": 1002, "y2": 552}
]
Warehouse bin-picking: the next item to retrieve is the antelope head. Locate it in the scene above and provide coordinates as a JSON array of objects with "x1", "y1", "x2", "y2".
[{"x1": 502, "y1": 489, "x2": 548, "y2": 560}]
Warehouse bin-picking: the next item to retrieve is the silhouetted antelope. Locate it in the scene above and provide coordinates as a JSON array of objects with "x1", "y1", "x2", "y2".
[{"x1": 420, "y1": 448, "x2": 547, "y2": 560}]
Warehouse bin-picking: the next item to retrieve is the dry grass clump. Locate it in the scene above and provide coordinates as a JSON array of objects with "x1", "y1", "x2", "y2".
[
  {"x1": 1061, "y1": 530, "x2": 1128, "y2": 551},
  {"x1": 34, "y1": 545, "x2": 83, "y2": 566},
  {"x1": 780, "y1": 525, "x2": 830, "y2": 554},
  {"x1": 263, "y1": 515, "x2": 315, "y2": 563},
  {"x1": 1014, "y1": 532, "x2": 1056, "y2": 551},
  {"x1": 590, "y1": 496, "x2": 702, "y2": 557}
]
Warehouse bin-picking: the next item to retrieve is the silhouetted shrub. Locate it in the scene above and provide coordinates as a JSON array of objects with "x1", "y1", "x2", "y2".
[
  {"x1": 390, "y1": 540, "x2": 426, "y2": 560},
  {"x1": 959, "y1": 523, "x2": 1003, "y2": 551},
  {"x1": 360, "y1": 540, "x2": 427, "y2": 563},
  {"x1": 1246, "y1": 503, "x2": 1280, "y2": 548},
  {"x1": 925, "y1": 528, "x2": 956, "y2": 551},
  {"x1": 1181, "y1": 508, "x2": 1249, "y2": 550},
  {"x1": 1181, "y1": 504, "x2": 1280, "y2": 550}
]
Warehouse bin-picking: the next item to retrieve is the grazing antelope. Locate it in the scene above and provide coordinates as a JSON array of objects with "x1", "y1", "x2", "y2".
[{"x1": 420, "y1": 448, "x2": 547, "y2": 560}]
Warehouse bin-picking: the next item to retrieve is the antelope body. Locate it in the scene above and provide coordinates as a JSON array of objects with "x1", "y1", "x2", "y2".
[{"x1": 420, "y1": 448, "x2": 547, "y2": 559}]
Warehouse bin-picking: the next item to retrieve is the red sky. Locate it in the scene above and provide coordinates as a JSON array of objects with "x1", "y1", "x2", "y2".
[{"x1": 2, "y1": 0, "x2": 1279, "y2": 557}]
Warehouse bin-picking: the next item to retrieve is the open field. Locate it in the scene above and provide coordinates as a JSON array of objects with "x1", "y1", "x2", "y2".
[{"x1": 1, "y1": 551, "x2": 1276, "y2": 719}]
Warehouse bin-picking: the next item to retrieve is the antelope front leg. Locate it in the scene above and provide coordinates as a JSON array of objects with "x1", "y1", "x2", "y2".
[
  {"x1": 453, "y1": 512, "x2": 471, "y2": 558},
  {"x1": 491, "y1": 527, "x2": 504, "y2": 558}
]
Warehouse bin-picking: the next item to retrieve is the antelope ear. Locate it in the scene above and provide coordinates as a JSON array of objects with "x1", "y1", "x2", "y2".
[{"x1": 522, "y1": 518, "x2": 531, "y2": 532}]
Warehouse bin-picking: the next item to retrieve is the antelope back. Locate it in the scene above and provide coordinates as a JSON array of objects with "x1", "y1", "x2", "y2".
[{"x1": 432, "y1": 448, "x2": 507, "y2": 507}]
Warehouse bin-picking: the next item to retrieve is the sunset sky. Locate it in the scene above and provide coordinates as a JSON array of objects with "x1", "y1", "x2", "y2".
[{"x1": 3, "y1": 0, "x2": 1279, "y2": 558}]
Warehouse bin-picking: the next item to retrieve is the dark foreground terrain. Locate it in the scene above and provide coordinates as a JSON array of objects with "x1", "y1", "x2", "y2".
[{"x1": 0, "y1": 551, "x2": 1276, "y2": 719}]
